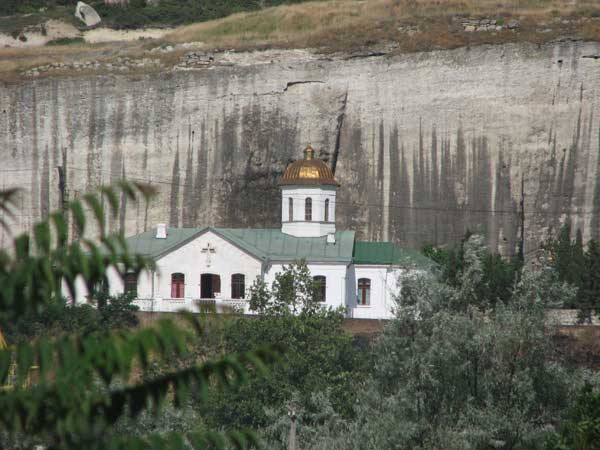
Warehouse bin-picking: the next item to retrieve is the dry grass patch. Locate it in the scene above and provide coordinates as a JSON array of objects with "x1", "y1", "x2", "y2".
[
  {"x1": 163, "y1": 0, "x2": 600, "y2": 51},
  {"x1": 2, "y1": 0, "x2": 600, "y2": 83}
]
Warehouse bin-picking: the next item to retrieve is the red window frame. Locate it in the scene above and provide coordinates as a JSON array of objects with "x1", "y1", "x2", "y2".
[
  {"x1": 358, "y1": 278, "x2": 371, "y2": 305},
  {"x1": 171, "y1": 273, "x2": 185, "y2": 299}
]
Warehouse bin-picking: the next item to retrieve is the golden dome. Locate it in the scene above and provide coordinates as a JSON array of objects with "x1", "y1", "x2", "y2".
[{"x1": 279, "y1": 145, "x2": 339, "y2": 186}]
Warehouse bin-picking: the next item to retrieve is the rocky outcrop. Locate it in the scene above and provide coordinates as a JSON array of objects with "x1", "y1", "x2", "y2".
[
  {"x1": 2, "y1": 41, "x2": 600, "y2": 255},
  {"x1": 75, "y1": 2, "x2": 101, "y2": 27}
]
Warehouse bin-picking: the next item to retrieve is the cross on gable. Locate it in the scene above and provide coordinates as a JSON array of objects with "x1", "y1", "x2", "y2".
[{"x1": 201, "y1": 242, "x2": 216, "y2": 267}]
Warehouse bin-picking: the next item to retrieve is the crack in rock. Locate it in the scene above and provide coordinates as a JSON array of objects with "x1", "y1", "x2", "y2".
[
  {"x1": 283, "y1": 80, "x2": 324, "y2": 91},
  {"x1": 214, "y1": 80, "x2": 325, "y2": 99}
]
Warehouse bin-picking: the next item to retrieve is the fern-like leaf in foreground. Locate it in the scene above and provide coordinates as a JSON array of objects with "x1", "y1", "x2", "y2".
[{"x1": 0, "y1": 183, "x2": 278, "y2": 449}]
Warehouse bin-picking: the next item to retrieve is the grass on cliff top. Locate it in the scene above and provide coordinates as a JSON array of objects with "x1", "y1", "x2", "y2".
[
  {"x1": 164, "y1": 0, "x2": 600, "y2": 51},
  {"x1": 3, "y1": 0, "x2": 600, "y2": 83}
]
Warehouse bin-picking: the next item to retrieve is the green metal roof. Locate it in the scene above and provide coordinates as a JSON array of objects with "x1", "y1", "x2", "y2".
[
  {"x1": 218, "y1": 228, "x2": 355, "y2": 263},
  {"x1": 124, "y1": 227, "x2": 432, "y2": 269},
  {"x1": 125, "y1": 228, "x2": 202, "y2": 260},
  {"x1": 125, "y1": 227, "x2": 355, "y2": 263},
  {"x1": 353, "y1": 241, "x2": 435, "y2": 269}
]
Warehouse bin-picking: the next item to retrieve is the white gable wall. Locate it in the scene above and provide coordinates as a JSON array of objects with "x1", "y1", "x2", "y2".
[{"x1": 154, "y1": 230, "x2": 262, "y2": 300}]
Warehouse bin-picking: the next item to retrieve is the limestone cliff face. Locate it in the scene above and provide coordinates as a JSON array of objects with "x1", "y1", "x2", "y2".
[{"x1": 2, "y1": 41, "x2": 600, "y2": 254}]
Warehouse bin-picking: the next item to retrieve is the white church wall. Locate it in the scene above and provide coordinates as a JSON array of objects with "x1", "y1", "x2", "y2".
[
  {"x1": 152, "y1": 230, "x2": 262, "y2": 305},
  {"x1": 66, "y1": 265, "x2": 124, "y2": 305},
  {"x1": 264, "y1": 262, "x2": 348, "y2": 311},
  {"x1": 351, "y1": 265, "x2": 401, "y2": 319}
]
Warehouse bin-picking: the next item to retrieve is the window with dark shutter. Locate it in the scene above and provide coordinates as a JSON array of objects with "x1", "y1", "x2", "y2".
[
  {"x1": 313, "y1": 275, "x2": 326, "y2": 302},
  {"x1": 231, "y1": 274, "x2": 245, "y2": 299},
  {"x1": 124, "y1": 272, "x2": 138, "y2": 297}
]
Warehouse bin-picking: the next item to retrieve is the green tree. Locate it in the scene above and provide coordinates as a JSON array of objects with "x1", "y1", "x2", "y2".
[
  {"x1": 423, "y1": 233, "x2": 521, "y2": 310},
  {"x1": 0, "y1": 184, "x2": 276, "y2": 450},
  {"x1": 198, "y1": 261, "x2": 369, "y2": 440},
  {"x1": 579, "y1": 240, "x2": 600, "y2": 324},
  {"x1": 309, "y1": 237, "x2": 579, "y2": 450},
  {"x1": 545, "y1": 383, "x2": 600, "y2": 450}
]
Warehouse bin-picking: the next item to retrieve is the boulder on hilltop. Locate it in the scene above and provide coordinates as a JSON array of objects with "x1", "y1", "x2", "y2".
[{"x1": 75, "y1": 2, "x2": 101, "y2": 27}]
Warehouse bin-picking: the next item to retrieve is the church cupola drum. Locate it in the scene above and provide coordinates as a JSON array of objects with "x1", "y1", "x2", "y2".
[{"x1": 280, "y1": 145, "x2": 339, "y2": 238}]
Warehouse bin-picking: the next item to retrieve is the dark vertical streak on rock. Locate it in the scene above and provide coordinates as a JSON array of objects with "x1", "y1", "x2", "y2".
[
  {"x1": 86, "y1": 80, "x2": 97, "y2": 190},
  {"x1": 389, "y1": 124, "x2": 411, "y2": 245},
  {"x1": 374, "y1": 120, "x2": 385, "y2": 241},
  {"x1": 468, "y1": 135, "x2": 492, "y2": 243},
  {"x1": 51, "y1": 80, "x2": 60, "y2": 167},
  {"x1": 31, "y1": 88, "x2": 39, "y2": 225},
  {"x1": 182, "y1": 124, "x2": 195, "y2": 227},
  {"x1": 169, "y1": 139, "x2": 181, "y2": 227},
  {"x1": 561, "y1": 104, "x2": 582, "y2": 219},
  {"x1": 218, "y1": 108, "x2": 239, "y2": 227},
  {"x1": 331, "y1": 89, "x2": 348, "y2": 175},
  {"x1": 438, "y1": 131, "x2": 460, "y2": 245},
  {"x1": 109, "y1": 97, "x2": 125, "y2": 233},
  {"x1": 40, "y1": 145, "x2": 50, "y2": 219},
  {"x1": 494, "y1": 149, "x2": 518, "y2": 256},
  {"x1": 119, "y1": 163, "x2": 127, "y2": 234},
  {"x1": 430, "y1": 126, "x2": 439, "y2": 243},
  {"x1": 193, "y1": 120, "x2": 207, "y2": 226}
]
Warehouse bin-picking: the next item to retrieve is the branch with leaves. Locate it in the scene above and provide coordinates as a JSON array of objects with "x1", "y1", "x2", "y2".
[{"x1": 0, "y1": 183, "x2": 278, "y2": 450}]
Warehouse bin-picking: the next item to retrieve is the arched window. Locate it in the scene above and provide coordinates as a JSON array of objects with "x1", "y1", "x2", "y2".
[
  {"x1": 231, "y1": 274, "x2": 246, "y2": 299},
  {"x1": 313, "y1": 275, "x2": 326, "y2": 302},
  {"x1": 358, "y1": 278, "x2": 371, "y2": 306},
  {"x1": 124, "y1": 272, "x2": 138, "y2": 297},
  {"x1": 305, "y1": 197, "x2": 312, "y2": 221},
  {"x1": 171, "y1": 273, "x2": 185, "y2": 298},
  {"x1": 324, "y1": 199, "x2": 330, "y2": 222},
  {"x1": 288, "y1": 197, "x2": 293, "y2": 222}
]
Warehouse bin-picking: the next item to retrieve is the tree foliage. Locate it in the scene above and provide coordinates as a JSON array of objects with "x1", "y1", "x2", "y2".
[
  {"x1": 0, "y1": 183, "x2": 277, "y2": 450},
  {"x1": 545, "y1": 223, "x2": 600, "y2": 320},
  {"x1": 423, "y1": 233, "x2": 522, "y2": 310},
  {"x1": 545, "y1": 383, "x2": 600, "y2": 450},
  {"x1": 287, "y1": 236, "x2": 584, "y2": 450},
  {"x1": 198, "y1": 261, "x2": 370, "y2": 440}
]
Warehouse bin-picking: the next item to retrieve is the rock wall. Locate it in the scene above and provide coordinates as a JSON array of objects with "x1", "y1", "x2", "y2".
[{"x1": 2, "y1": 41, "x2": 600, "y2": 254}]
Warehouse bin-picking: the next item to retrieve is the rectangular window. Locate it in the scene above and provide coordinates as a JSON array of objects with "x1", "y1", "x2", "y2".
[
  {"x1": 288, "y1": 198, "x2": 293, "y2": 222},
  {"x1": 171, "y1": 273, "x2": 185, "y2": 298},
  {"x1": 124, "y1": 272, "x2": 138, "y2": 297},
  {"x1": 305, "y1": 197, "x2": 312, "y2": 221},
  {"x1": 358, "y1": 278, "x2": 371, "y2": 306},
  {"x1": 231, "y1": 274, "x2": 245, "y2": 299},
  {"x1": 313, "y1": 275, "x2": 326, "y2": 302}
]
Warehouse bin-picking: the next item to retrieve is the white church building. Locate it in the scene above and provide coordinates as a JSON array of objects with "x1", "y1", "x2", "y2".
[{"x1": 79, "y1": 145, "x2": 433, "y2": 319}]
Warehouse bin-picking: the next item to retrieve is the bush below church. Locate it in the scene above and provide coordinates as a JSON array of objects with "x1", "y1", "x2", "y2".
[{"x1": 195, "y1": 262, "x2": 371, "y2": 430}]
